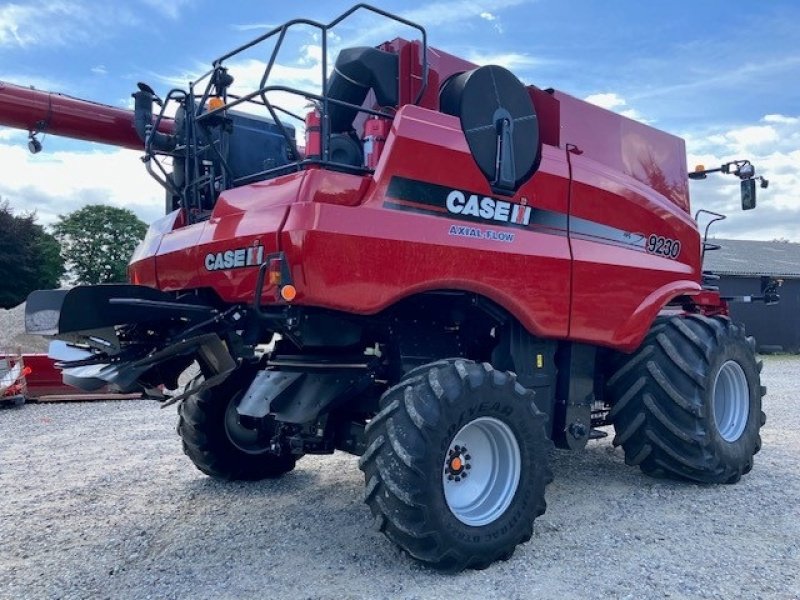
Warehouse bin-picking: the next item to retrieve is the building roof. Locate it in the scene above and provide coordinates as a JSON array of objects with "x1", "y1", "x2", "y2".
[{"x1": 704, "y1": 238, "x2": 800, "y2": 277}]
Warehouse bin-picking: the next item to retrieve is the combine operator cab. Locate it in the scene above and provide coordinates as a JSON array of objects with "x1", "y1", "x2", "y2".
[{"x1": 133, "y1": 5, "x2": 427, "y2": 221}]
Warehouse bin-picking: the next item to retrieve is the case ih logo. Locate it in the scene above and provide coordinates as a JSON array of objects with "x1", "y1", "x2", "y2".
[
  {"x1": 383, "y1": 176, "x2": 534, "y2": 230},
  {"x1": 381, "y1": 176, "x2": 667, "y2": 257},
  {"x1": 445, "y1": 190, "x2": 531, "y2": 226},
  {"x1": 205, "y1": 245, "x2": 265, "y2": 271}
]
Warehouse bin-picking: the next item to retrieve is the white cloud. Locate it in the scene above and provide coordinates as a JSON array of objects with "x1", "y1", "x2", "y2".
[
  {"x1": 0, "y1": 143, "x2": 164, "y2": 227},
  {"x1": 231, "y1": 22, "x2": 278, "y2": 32},
  {"x1": 584, "y1": 92, "x2": 625, "y2": 110},
  {"x1": 0, "y1": 1, "x2": 71, "y2": 47},
  {"x1": 0, "y1": 72, "x2": 65, "y2": 92},
  {"x1": 584, "y1": 92, "x2": 648, "y2": 122},
  {"x1": 91, "y1": 65, "x2": 108, "y2": 76},
  {"x1": 0, "y1": 1, "x2": 138, "y2": 48},
  {"x1": 686, "y1": 114, "x2": 800, "y2": 240},
  {"x1": 402, "y1": 0, "x2": 527, "y2": 28},
  {"x1": 465, "y1": 51, "x2": 550, "y2": 72},
  {"x1": 763, "y1": 114, "x2": 798, "y2": 125},
  {"x1": 478, "y1": 10, "x2": 504, "y2": 33},
  {"x1": 138, "y1": 0, "x2": 190, "y2": 20}
]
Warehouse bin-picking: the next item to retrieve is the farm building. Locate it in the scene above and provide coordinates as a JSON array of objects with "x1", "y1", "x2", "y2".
[{"x1": 704, "y1": 238, "x2": 800, "y2": 353}]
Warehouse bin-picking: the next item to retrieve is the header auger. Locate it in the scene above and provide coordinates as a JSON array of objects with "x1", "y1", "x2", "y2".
[{"x1": 2, "y1": 4, "x2": 769, "y2": 572}]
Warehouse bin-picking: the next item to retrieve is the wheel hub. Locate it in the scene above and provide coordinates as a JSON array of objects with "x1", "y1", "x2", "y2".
[
  {"x1": 442, "y1": 417, "x2": 521, "y2": 527},
  {"x1": 224, "y1": 396, "x2": 273, "y2": 455},
  {"x1": 444, "y1": 445, "x2": 472, "y2": 481}
]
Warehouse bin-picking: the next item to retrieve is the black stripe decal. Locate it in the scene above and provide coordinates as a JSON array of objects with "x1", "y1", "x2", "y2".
[{"x1": 384, "y1": 176, "x2": 646, "y2": 252}]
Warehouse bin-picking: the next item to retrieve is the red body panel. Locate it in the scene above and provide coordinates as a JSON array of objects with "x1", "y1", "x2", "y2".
[
  {"x1": 555, "y1": 92, "x2": 700, "y2": 349},
  {"x1": 0, "y1": 81, "x2": 174, "y2": 150},
  {"x1": 130, "y1": 101, "x2": 701, "y2": 352},
  {"x1": 126, "y1": 42, "x2": 704, "y2": 354}
]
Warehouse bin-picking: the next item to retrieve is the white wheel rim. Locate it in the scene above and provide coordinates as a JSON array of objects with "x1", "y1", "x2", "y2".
[
  {"x1": 442, "y1": 417, "x2": 521, "y2": 527},
  {"x1": 712, "y1": 360, "x2": 750, "y2": 442}
]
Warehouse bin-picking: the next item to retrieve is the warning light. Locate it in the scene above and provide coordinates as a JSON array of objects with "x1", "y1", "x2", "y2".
[
  {"x1": 268, "y1": 258, "x2": 282, "y2": 285},
  {"x1": 208, "y1": 97, "x2": 225, "y2": 111},
  {"x1": 694, "y1": 164, "x2": 705, "y2": 172},
  {"x1": 280, "y1": 285, "x2": 297, "y2": 302}
]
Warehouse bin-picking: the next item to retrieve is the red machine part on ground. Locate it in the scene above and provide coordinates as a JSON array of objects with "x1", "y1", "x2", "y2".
[{"x1": 0, "y1": 354, "x2": 139, "y2": 402}]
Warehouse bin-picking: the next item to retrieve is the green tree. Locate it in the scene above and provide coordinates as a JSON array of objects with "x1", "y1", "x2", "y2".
[
  {"x1": 0, "y1": 200, "x2": 65, "y2": 309},
  {"x1": 52, "y1": 205, "x2": 147, "y2": 285}
]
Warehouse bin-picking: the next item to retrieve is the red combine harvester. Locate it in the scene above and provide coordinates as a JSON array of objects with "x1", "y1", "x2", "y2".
[{"x1": 1, "y1": 5, "x2": 774, "y2": 570}]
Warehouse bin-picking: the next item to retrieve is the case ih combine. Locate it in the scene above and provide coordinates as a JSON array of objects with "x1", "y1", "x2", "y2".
[{"x1": 2, "y1": 5, "x2": 772, "y2": 571}]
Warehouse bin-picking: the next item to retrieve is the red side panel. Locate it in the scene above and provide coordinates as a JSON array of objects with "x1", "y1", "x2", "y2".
[
  {"x1": 555, "y1": 91, "x2": 690, "y2": 211},
  {"x1": 129, "y1": 170, "x2": 371, "y2": 300},
  {"x1": 128, "y1": 90, "x2": 703, "y2": 353},
  {"x1": 16, "y1": 354, "x2": 67, "y2": 397},
  {"x1": 556, "y1": 91, "x2": 701, "y2": 351},
  {"x1": 280, "y1": 104, "x2": 572, "y2": 338}
]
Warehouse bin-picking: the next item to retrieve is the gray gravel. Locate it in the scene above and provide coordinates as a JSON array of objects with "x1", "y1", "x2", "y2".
[{"x1": 1, "y1": 357, "x2": 799, "y2": 600}]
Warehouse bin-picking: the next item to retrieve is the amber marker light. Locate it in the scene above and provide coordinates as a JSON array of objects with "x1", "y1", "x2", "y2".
[
  {"x1": 208, "y1": 96, "x2": 225, "y2": 111},
  {"x1": 267, "y1": 258, "x2": 282, "y2": 285},
  {"x1": 280, "y1": 285, "x2": 297, "y2": 302}
]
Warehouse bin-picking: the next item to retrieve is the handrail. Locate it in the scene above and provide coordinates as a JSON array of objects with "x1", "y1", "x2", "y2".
[
  {"x1": 140, "y1": 5, "x2": 428, "y2": 220},
  {"x1": 192, "y1": 4, "x2": 427, "y2": 165}
]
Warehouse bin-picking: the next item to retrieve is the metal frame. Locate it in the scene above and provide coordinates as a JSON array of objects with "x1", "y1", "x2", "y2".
[{"x1": 144, "y1": 4, "x2": 428, "y2": 217}]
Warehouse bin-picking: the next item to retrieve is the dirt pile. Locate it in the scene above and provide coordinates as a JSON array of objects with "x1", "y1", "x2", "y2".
[{"x1": 0, "y1": 303, "x2": 49, "y2": 354}]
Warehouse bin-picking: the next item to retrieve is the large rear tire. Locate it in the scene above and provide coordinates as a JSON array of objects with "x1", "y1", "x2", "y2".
[
  {"x1": 606, "y1": 315, "x2": 765, "y2": 484},
  {"x1": 177, "y1": 369, "x2": 297, "y2": 481},
  {"x1": 359, "y1": 359, "x2": 552, "y2": 571}
]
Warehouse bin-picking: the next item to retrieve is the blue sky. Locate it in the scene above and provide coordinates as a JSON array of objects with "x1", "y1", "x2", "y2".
[{"x1": 1, "y1": 0, "x2": 798, "y2": 239}]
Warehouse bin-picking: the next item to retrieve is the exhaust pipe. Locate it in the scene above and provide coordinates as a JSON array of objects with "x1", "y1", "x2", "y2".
[{"x1": 132, "y1": 86, "x2": 176, "y2": 151}]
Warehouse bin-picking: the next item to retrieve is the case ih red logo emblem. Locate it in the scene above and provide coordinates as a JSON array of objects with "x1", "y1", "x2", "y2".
[{"x1": 205, "y1": 245, "x2": 265, "y2": 271}]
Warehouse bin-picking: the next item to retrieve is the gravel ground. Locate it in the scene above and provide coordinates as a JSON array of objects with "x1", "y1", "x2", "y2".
[{"x1": 1, "y1": 357, "x2": 798, "y2": 600}]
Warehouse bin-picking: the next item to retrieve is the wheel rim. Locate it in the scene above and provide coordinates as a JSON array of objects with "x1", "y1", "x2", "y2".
[
  {"x1": 712, "y1": 360, "x2": 750, "y2": 442},
  {"x1": 442, "y1": 417, "x2": 521, "y2": 527},
  {"x1": 224, "y1": 396, "x2": 271, "y2": 455}
]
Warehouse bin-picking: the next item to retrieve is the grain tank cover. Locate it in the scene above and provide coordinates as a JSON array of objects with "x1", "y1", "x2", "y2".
[{"x1": 439, "y1": 65, "x2": 541, "y2": 195}]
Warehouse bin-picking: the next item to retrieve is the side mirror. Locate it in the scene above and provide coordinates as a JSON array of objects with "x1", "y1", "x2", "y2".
[{"x1": 741, "y1": 178, "x2": 757, "y2": 210}]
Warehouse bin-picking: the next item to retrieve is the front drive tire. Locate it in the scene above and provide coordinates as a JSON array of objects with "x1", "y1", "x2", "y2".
[
  {"x1": 359, "y1": 360, "x2": 552, "y2": 571},
  {"x1": 177, "y1": 369, "x2": 297, "y2": 481},
  {"x1": 606, "y1": 315, "x2": 765, "y2": 484}
]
